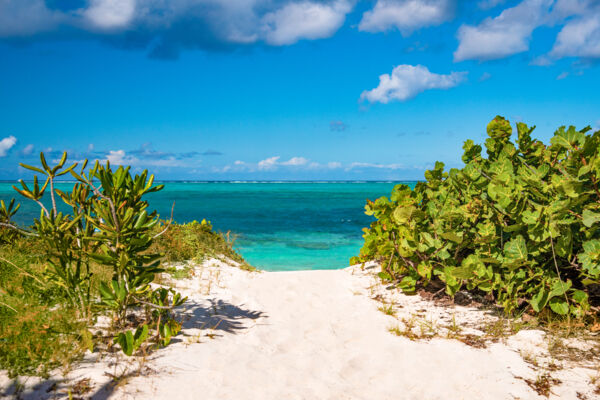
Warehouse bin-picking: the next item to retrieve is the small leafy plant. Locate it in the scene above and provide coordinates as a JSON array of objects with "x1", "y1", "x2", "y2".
[
  {"x1": 1, "y1": 152, "x2": 187, "y2": 357},
  {"x1": 353, "y1": 116, "x2": 600, "y2": 319}
]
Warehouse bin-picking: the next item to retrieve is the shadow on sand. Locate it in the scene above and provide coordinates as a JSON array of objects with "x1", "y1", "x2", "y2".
[{"x1": 2, "y1": 299, "x2": 266, "y2": 400}]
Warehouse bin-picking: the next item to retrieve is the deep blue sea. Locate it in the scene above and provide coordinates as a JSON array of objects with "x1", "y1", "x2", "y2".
[{"x1": 0, "y1": 181, "x2": 416, "y2": 271}]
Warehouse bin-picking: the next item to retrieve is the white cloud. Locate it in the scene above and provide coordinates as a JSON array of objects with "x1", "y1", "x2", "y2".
[
  {"x1": 257, "y1": 156, "x2": 280, "y2": 170},
  {"x1": 257, "y1": 156, "x2": 311, "y2": 170},
  {"x1": 556, "y1": 71, "x2": 569, "y2": 80},
  {"x1": 549, "y1": 14, "x2": 600, "y2": 59},
  {"x1": 21, "y1": 144, "x2": 35, "y2": 156},
  {"x1": 106, "y1": 149, "x2": 128, "y2": 164},
  {"x1": 104, "y1": 149, "x2": 193, "y2": 168},
  {"x1": 0, "y1": 0, "x2": 355, "y2": 55},
  {"x1": 327, "y1": 161, "x2": 342, "y2": 169},
  {"x1": 261, "y1": 0, "x2": 352, "y2": 45},
  {"x1": 84, "y1": 0, "x2": 136, "y2": 30},
  {"x1": 454, "y1": 0, "x2": 552, "y2": 62},
  {"x1": 359, "y1": 0, "x2": 453, "y2": 34},
  {"x1": 360, "y1": 64, "x2": 466, "y2": 104},
  {"x1": 0, "y1": 136, "x2": 17, "y2": 157},
  {"x1": 281, "y1": 156, "x2": 309, "y2": 166}
]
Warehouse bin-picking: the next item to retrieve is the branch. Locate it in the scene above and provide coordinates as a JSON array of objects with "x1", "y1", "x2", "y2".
[
  {"x1": 34, "y1": 200, "x2": 50, "y2": 218},
  {"x1": 87, "y1": 178, "x2": 120, "y2": 232},
  {"x1": 0, "y1": 222, "x2": 39, "y2": 237},
  {"x1": 0, "y1": 256, "x2": 46, "y2": 286},
  {"x1": 132, "y1": 296, "x2": 176, "y2": 310},
  {"x1": 49, "y1": 176, "x2": 57, "y2": 218},
  {"x1": 152, "y1": 202, "x2": 175, "y2": 240},
  {"x1": 549, "y1": 231, "x2": 572, "y2": 330},
  {"x1": 0, "y1": 301, "x2": 17, "y2": 313}
]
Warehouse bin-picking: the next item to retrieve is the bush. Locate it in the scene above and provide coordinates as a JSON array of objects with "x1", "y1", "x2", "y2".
[
  {"x1": 150, "y1": 219, "x2": 251, "y2": 269},
  {"x1": 352, "y1": 116, "x2": 600, "y2": 318},
  {"x1": 0, "y1": 243, "x2": 86, "y2": 378}
]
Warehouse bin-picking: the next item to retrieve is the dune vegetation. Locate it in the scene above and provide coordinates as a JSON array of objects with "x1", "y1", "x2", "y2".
[
  {"x1": 353, "y1": 116, "x2": 600, "y2": 325},
  {"x1": 0, "y1": 153, "x2": 246, "y2": 378}
]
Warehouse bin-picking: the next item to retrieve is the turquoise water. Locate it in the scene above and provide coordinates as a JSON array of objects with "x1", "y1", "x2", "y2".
[{"x1": 0, "y1": 181, "x2": 415, "y2": 271}]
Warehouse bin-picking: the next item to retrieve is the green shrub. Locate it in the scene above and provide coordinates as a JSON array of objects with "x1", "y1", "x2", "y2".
[
  {"x1": 352, "y1": 116, "x2": 600, "y2": 318},
  {"x1": 150, "y1": 219, "x2": 252, "y2": 270},
  {"x1": 0, "y1": 245, "x2": 86, "y2": 378}
]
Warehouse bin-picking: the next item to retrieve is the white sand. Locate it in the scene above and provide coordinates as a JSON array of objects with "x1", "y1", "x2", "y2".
[{"x1": 2, "y1": 260, "x2": 598, "y2": 399}]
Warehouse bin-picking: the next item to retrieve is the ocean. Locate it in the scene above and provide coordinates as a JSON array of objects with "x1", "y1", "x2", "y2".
[{"x1": 0, "y1": 181, "x2": 416, "y2": 271}]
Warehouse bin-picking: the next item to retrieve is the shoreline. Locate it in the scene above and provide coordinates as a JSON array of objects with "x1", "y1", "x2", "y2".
[{"x1": 1, "y1": 259, "x2": 598, "y2": 399}]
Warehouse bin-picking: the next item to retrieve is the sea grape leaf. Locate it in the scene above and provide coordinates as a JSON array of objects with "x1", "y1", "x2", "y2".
[
  {"x1": 550, "y1": 125, "x2": 585, "y2": 150},
  {"x1": 530, "y1": 289, "x2": 549, "y2": 312},
  {"x1": 549, "y1": 297, "x2": 569, "y2": 315},
  {"x1": 582, "y1": 209, "x2": 600, "y2": 227},
  {"x1": 504, "y1": 235, "x2": 528, "y2": 262}
]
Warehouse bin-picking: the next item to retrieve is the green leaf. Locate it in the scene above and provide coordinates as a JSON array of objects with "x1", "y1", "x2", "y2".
[
  {"x1": 582, "y1": 209, "x2": 600, "y2": 227},
  {"x1": 504, "y1": 235, "x2": 527, "y2": 262},
  {"x1": 550, "y1": 125, "x2": 585, "y2": 150},
  {"x1": 549, "y1": 297, "x2": 569, "y2": 315},
  {"x1": 530, "y1": 289, "x2": 549, "y2": 312}
]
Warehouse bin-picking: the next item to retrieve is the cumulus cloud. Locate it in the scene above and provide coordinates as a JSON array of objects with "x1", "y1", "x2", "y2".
[
  {"x1": 360, "y1": 64, "x2": 466, "y2": 104},
  {"x1": 0, "y1": 0, "x2": 354, "y2": 57},
  {"x1": 257, "y1": 156, "x2": 281, "y2": 171},
  {"x1": 256, "y1": 156, "x2": 309, "y2": 170},
  {"x1": 454, "y1": 0, "x2": 553, "y2": 62},
  {"x1": 549, "y1": 14, "x2": 600, "y2": 59},
  {"x1": 84, "y1": 0, "x2": 136, "y2": 30},
  {"x1": 0, "y1": 136, "x2": 17, "y2": 157},
  {"x1": 104, "y1": 148, "x2": 201, "y2": 168},
  {"x1": 261, "y1": 0, "x2": 352, "y2": 45},
  {"x1": 106, "y1": 149, "x2": 128, "y2": 164},
  {"x1": 281, "y1": 156, "x2": 308, "y2": 166},
  {"x1": 359, "y1": 0, "x2": 454, "y2": 34}
]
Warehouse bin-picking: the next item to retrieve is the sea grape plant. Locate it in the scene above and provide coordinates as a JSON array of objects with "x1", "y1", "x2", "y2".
[{"x1": 352, "y1": 116, "x2": 600, "y2": 317}]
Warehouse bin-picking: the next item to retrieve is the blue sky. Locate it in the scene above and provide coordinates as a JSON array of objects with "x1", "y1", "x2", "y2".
[{"x1": 0, "y1": 0, "x2": 599, "y2": 180}]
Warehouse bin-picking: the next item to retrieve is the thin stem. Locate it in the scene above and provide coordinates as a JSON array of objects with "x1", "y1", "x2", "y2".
[
  {"x1": 34, "y1": 200, "x2": 50, "y2": 218},
  {"x1": 549, "y1": 231, "x2": 571, "y2": 332},
  {"x1": 49, "y1": 176, "x2": 57, "y2": 217},
  {"x1": 0, "y1": 222, "x2": 39, "y2": 237},
  {"x1": 0, "y1": 256, "x2": 46, "y2": 286},
  {"x1": 0, "y1": 301, "x2": 17, "y2": 313},
  {"x1": 152, "y1": 202, "x2": 175, "y2": 240}
]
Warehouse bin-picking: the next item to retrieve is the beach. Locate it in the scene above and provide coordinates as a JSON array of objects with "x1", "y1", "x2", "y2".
[{"x1": 3, "y1": 259, "x2": 597, "y2": 400}]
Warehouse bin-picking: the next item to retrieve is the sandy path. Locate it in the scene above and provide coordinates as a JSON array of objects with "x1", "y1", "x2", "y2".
[{"x1": 111, "y1": 266, "x2": 542, "y2": 400}]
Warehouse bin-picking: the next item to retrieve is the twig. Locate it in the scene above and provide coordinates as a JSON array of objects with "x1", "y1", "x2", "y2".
[
  {"x1": 49, "y1": 176, "x2": 57, "y2": 217},
  {"x1": 152, "y1": 202, "x2": 175, "y2": 239},
  {"x1": 0, "y1": 256, "x2": 46, "y2": 286},
  {"x1": 0, "y1": 301, "x2": 17, "y2": 313},
  {"x1": 549, "y1": 231, "x2": 571, "y2": 332},
  {"x1": 132, "y1": 296, "x2": 176, "y2": 310},
  {"x1": 0, "y1": 222, "x2": 39, "y2": 237}
]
